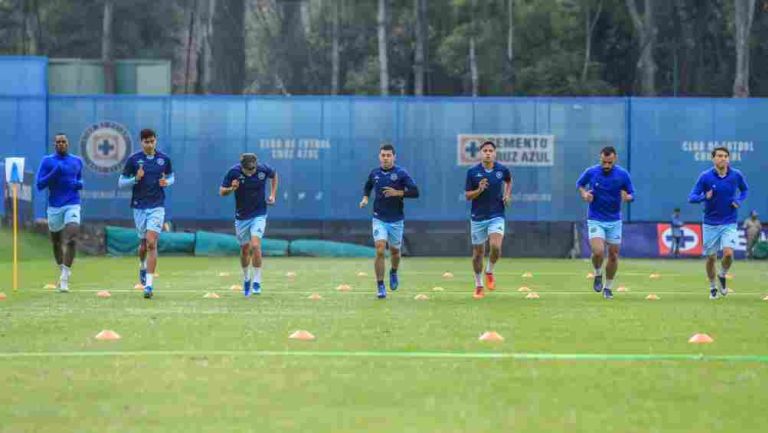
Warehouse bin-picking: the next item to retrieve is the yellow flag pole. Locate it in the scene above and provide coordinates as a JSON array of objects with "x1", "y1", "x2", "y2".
[{"x1": 12, "y1": 182, "x2": 19, "y2": 292}]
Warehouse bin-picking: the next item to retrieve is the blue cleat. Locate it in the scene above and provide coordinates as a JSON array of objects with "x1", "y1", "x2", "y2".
[
  {"x1": 717, "y1": 274, "x2": 728, "y2": 297},
  {"x1": 389, "y1": 271, "x2": 399, "y2": 291},
  {"x1": 709, "y1": 288, "x2": 718, "y2": 300},
  {"x1": 377, "y1": 283, "x2": 387, "y2": 299},
  {"x1": 593, "y1": 274, "x2": 603, "y2": 293},
  {"x1": 139, "y1": 269, "x2": 147, "y2": 286},
  {"x1": 603, "y1": 288, "x2": 613, "y2": 300},
  {"x1": 243, "y1": 280, "x2": 251, "y2": 297},
  {"x1": 252, "y1": 282, "x2": 262, "y2": 295},
  {"x1": 143, "y1": 285, "x2": 153, "y2": 299}
]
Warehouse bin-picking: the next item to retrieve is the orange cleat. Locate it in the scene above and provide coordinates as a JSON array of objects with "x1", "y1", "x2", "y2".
[
  {"x1": 473, "y1": 286, "x2": 485, "y2": 299},
  {"x1": 485, "y1": 272, "x2": 495, "y2": 291}
]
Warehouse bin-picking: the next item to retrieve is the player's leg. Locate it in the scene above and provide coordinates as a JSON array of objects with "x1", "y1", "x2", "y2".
[
  {"x1": 134, "y1": 209, "x2": 149, "y2": 286},
  {"x1": 372, "y1": 219, "x2": 389, "y2": 298},
  {"x1": 141, "y1": 208, "x2": 165, "y2": 298},
  {"x1": 249, "y1": 216, "x2": 267, "y2": 295},
  {"x1": 58, "y1": 205, "x2": 81, "y2": 291},
  {"x1": 387, "y1": 220, "x2": 404, "y2": 291},
  {"x1": 236, "y1": 218, "x2": 253, "y2": 296},
  {"x1": 601, "y1": 221, "x2": 622, "y2": 299},
  {"x1": 47, "y1": 207, "x2": 66, "y2": 291},
  {"x1": 485, "y1": 218, "x2": 505, "y2": 290},
  {"x1": 588, "y1": 221, "x2": 607, "y2": 293},
  {"x1": 717, "y1": 224, "x2": 738, "y2": 296},
  {"x1": 471, "y1": 220, "x2": 488, "y2": 298},
  {"x1": 702, "y1": 224, "x2": 719, "y2": 299}
]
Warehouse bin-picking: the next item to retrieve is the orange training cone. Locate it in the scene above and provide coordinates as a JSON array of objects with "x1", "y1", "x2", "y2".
[
  {"x1": 134, "y1": 283, "x2": 144, "y2": 290},
  {"x1": 336, "y1": 284, "x2": 352, "y2": 292},
  {"x1": 432, "y1": 286, "x2": 445, "y2": 292},
  {"x1": 645, "y1": 293, "x2": 660, "y2": 300},
  {"x1": 0, "y1": 292, "x2": 7, "y2": 301},
  {"x1": 308, "y1": 293, "x2": 322, "y2": 300},
  {"x1": 44, "y1": 283, "x2": 57, "y2": 289},
  {"x1": 230, "y1": 284, "x2": 240, "y2": 291},
  {"x1": 203, "y1": 292, "x2": 220, "y2": 299},
  {"x1": 517, "y1": 286, "x2": 531, "y2": 292},
  {"x1": 414, "y1": 294, "x2": 429, "y2": 301},
  {"x1": 478, "y1": 331, "x2": 504, "y2": 342},
  {"x1": 616, "y1": 286, "x2": 628, "y2": 292},
  {"x1": 688, "y1": 333, "x2": 714, "y2": 344},
  {"x1": 288, "y1": 330, "x2": 315, "y2": 341},
  {"x1": 95, "y1": 330, "x2": 121, "y2": 341},
  {"x1": 96, "y1": 290, "x2": 111, "y2": 298},
  {"x1": 525, "y1": 292, "x2": 540, "y2": 299}
]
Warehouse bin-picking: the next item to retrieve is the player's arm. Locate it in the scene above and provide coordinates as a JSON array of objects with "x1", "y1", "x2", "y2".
[
  {"x1": 360, "y1": 174, "x2": 373, "y2": 207},
  {"x1": 576, "y1": 169, "x2": 593, "y2": 202},
  {"x1": 35, "y1": 158, "x2": 58, "y2": 190},
  {"x1": 732, "y1": 172, "x2": 749, "y2": 208},
  {"x1": 219, "y1": 171, "x2": 238, "y2": 196},
  {"x1": 621, "y1": 173, "x2": 635, "y2": 202},
  {"x1": 159, "y1": 157, "x2": 175, "y2": 187},
  {"x1": 118, "y1": 159, "x2": 137, "y2": 189},
  {"x1": 267, "y1": 171, "x2": 278, "y2": 205},
  {"x1": 503, "y1": 168, "x2": 512, "y2": 206},
  {"x1": 384, "y1": 172, "x2": 419, "y2": 198},
  {"x1": 687, "y1": 174, "x2": 708, "y2": 203},
  {"x1": 465, "y1": 172, "x2": 487, "y2": 201},
  {"x1": 73, "y1": 160, "x2": 84, "y2": 191}
]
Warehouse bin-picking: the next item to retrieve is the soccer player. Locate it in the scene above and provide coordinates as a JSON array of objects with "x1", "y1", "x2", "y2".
[
  {"x1": 464, "y1": 141, "x2": 512, "y2": 299},
  {"x1": 670, "y1": 208, "x2": 684, "y2": 257},
  {"x1": 118, "y1": 129, "x2": 174, "y2": 299},
  {"x1": 576, "y1": 146, "x2": 635, "y2": 300},
  {"x1": 360, "y1": 143, "x2": 419, "y2": 299},
  {"x1": 35, "y1": 133, "x2": 83, "y2": 292},
  {"x1": 743, "y1": 210, "x2": 761, "y2": 260},
  {"x1": 688, "y1": 146, "x2": 748, "y2": 299},
  {"x1": 219, "y1": 153, "x2": 277, "y2": 297}
]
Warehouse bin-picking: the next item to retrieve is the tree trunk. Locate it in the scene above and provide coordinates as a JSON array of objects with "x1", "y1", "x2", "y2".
[
  {"x1": 672, "y1": 0, "x2": 695, "y2": 94},
  {"x1": 331, "y1": 0, "x2": 341, "y2": 94},
  {"x1": 506, "y1": 0, "x2": 514, "y2": 92},
  {"x1": 581, "y1": 0, "x2": 602, "y2": 82},
  {"x1": 21, "y1": 0, "x2": 40, "y2": 55},
  {"x1": 277, "y1": 0, "x2": 309, "y2": 94},
  {"x1": 197, "y1": 0, "x2": 216, "y2": 93},
  {"x1": 413, "y1": 0, "x2": 427, "y2": 96},
  {"x1": 378, "y1": 0, "x2": 389, "y2": 96},
  {"x1": 733, "y1": 0, "x2": 756, "y2": 97},
  {"x1": 101, "y1": 0, "x2": 115, "y2": 93},
  {"x1": 469, "y1": 0, "x2": 478, "y2": 96},
  {"x1": 209, "y1": 0, "x2": 246, "y2": 93},
  {"x1": 626, "y1": 0, "x2": 657, "y2": 95}
]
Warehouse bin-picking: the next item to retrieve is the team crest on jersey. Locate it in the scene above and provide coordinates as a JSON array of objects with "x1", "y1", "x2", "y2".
[
  {"x1": 390, "y1": 173, "x2": 398, "y2": 181},
  {"x1": 79, "y1": 120, "x2": 133, "y2": 175},
  {"x1": 495, "y1": 171, "x2": 503, "y2": 179},
  {"x1": 157, "y1": 158, "x2": 165, "y2": 166},
  {"x1": 258, "y1": 172, "x2": 266, "y2": 180}
]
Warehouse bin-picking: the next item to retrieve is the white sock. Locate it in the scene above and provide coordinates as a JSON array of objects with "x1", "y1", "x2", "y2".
[
  {"x1": 485, "y1": 261, "x2": 495, "y2": 274},
  {"x1": 719, "y1": 265, "x2": 730, "y2": 277},
  {"x1": 474, "y1": 272, "x2": 483, "y2": 287},
  {"x1": 253, "y1": 267, "x2": 262, "y2": 284},
  {"x1": 242, "y1": 266, "x2": 250, "y2": 282},
  {"x1": 605, "y1": 279, "x2": 613, "y2": 290},
  {"x1": 709, "y1": 279, "x2": 717, "y2": 289},
  {"x1": 140, "y1": 260, "x2": 147, "y2": 271},
  {"x1": 60, "y1": 265, "x2": 71, "y2": 279},
  {"x1": 594, "y1": 267, "x2": 602, "y2": 276},
  {"x1": 146, "y1": 273, "x2": 154, "y2": 287}
]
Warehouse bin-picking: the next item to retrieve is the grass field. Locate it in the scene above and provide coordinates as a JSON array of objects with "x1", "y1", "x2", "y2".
[{"x1": 1, "y1": 231, "x2": 767, "y2": 432}]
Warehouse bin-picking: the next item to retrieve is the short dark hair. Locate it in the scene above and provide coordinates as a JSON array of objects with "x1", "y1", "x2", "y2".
[
  {"x1": 54, "y1": 133, "x2": 68, "y2": 141},
  {"x1": 711, "y1": 146, "x2": 729, "y2": 158},
  {"x1": 140, "y1": 128, "x2": 156, "y2": 141},
  {"x1": 601, "y1": 146, "x2": 617, "y2": 156},
  {"x1": 379, "y1": 143, "x2": 396, "y2": 154},
  {"x1": 240, "y1": 153, "x2": 258, "y2": 169},
  {"x1": 674, "y1": 208, "x2": 680, "y2": 213},
  {"x1": 480, "y1": 141, "x2": 496, "y2": 150}
]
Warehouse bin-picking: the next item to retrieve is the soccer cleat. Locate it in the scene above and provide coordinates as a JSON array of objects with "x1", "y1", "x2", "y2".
[
  {"x1": 485, "y1": 272, "x2": 496, "y2": 291},
  {"x1": 709, "y1": 288, "x2": 718, "y2": 300},
  {"x1": 139, "y1": 269, "x2": 147, "y2": 286},
  {"x1": 593, "y1": 274, "x2": 603, "y2": 293},
  {"x1": 389, "y1": 271, "x2": 399, "y2": 291},
  {"x1": 473, "y1": 286, "x2": 485, "y2": 299},
  {"x1": 717, "y1": 274, "x2": 728, "y2": 297},
  {"x1": 58, "y1": 278, "x2": 69, "y2": 293},
  {"x1": 252, "y1": 282, "x2": 262, "y2": 295},
  {"x1": 603, "y1": 288, "x2": 613, "y2": 300},
  {"x1": 143, "y1": 286, "x2": 153, "y2": 299},
  {"x1": 243, "y1": 280, "x2": 251, "y2": 297},
  {"x1": 377, "y1": 283, "x2": 387, "y2": 299}
]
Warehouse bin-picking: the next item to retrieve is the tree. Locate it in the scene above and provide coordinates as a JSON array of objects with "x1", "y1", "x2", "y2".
[
  {"x1": 626, "y1": 0, "x2": 657, "y2": 95},
  {"x1": 468, "y1": 0, "x2": 478, "y2": 96},
  {"x1": 377, "y1": 0, "x2": 389, "y2": 95},
  {"x1": 733, "y1": 0, "x2": 756, "y2": 96},
  {"x1": 101, "y1": 0, "x2": 115, "y2": 93},
  {"x1": 413, "y1": 0, "x2": 427, "y2": 95},
  {"x1": 582, "y1": 0, "x2": 603, "y2": 82}
]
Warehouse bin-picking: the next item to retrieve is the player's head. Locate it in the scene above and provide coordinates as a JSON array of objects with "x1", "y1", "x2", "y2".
[
  {"x1": 600, "y1": 146, "x2": 617, "y2": 172},
  {"x1": 140, "y1": 129, "x2": 157, "y2": 155},
  {"x1": 479, "y1": 141, "x2": 496, "y2": 164},
  {"x1": 379, "y1": 143, "x2": 396, "y2": 169},
  {"x1": 240, "y1": 153, "x2": 258, "y2": 176},
  {"x1": 53, "y1": 133, "x2": 69, "y2": 155},
  {"x1": 673, "y1": 208, "x2": 680, "y2": 214},
  {"x1": 751, "y1": 210, "x2": 758, "y2": 218},
  {"x1": 711, "y1": 146, "x2": 729, "y2": 170}
]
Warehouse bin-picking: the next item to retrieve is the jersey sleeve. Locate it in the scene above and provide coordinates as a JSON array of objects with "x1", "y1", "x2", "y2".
[
  {"x1": 35, "y1": 158, "x2": 56, "y2": 191},
  {"x1": 576, "y1": 168, "x2": 592, "y2": 189},
  {"x1": 221, "y1": 169, "x2": 236, "y2": 188},
  {"x1": 688, "y1": 173, "x2": 707, "y2": 203},
  {"x1": 401, "y1": 169, "x2": 419, "y2": 198},
  {"x1": 363, "y1": 171, "x2": 374, "y2": 196},
  {"x1": 163, "y1": 156, "x2": 173, "y2": 176},
  {"x1": 264, "y1": 164, "x2": 276, "y2": 179},
  {"x1": 122, "y1": 157, "x2": 136, "y2": 177},
  {"x1": 503, "y1": 166, "x2": 512, "y2": 183},
  {"x1": 465, "y1": 170, "x2": 474, "y2": 192},
  {"x1": 734, "y1": 171, "x2": 749, "y2": 206},
  {"x1": 623, "y1": 171, "x2": 635, "y2": 198}
]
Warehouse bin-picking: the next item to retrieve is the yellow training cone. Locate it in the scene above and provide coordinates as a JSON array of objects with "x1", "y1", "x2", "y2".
[
  {"x1": 517, "y1": 286, "x2": 531, "y2": 292},
  {"x1": 217, "y1": 272, "x2": 230, "y2": 277},
  {"x1": 645, "y1": 293, "x2": 660, "y2": 300},
  {"x1": 616, "y1": 286, "x2": 628, "y2": 292},
  {"x1": 357, "y1": 272, "x2": 368, "y2": 277},
  {"x1": 44, "y1": 283, "x2": 57, "y2": 289},
  {"x1": 336, "y1": 284, "x2": 352, "y2": 292},
  {"x1": 442, "y1": 272, "x2": 454, "y2": 279},
  {"x1": 586, "y1": 272, "x2": 594, "y2": 279},
  {"x1": 525, "y1": 292, "x2": 540, "y2": 299},
  {"x1": 203, "y1": 292, "x2": 220, "y2": 299},
  {"x1": 414, "y1": 294, "x2": 429, "y2": 301},
  {"x1": 308, "y1": 293, "x2": 322, "y2": 300},
  {"x1": 522, "y1": 272, "x2": 533, "y2": 278},
  {"x1": 649, "y1": 273, "x2": 661, "y2": 279}
]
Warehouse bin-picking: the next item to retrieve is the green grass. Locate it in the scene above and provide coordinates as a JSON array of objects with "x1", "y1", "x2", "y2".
[
  {"x1": 0, "y1": 228, "x2": 55, "y2": 262},
  {"x1": 1, "y1": 255, "x2": 767, "y2": 432}
]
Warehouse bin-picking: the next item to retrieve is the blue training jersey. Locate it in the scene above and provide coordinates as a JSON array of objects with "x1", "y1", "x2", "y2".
[
  {"x1": 671, "y1": 214, "x2": 684, "y2": 237},
  {"x1": 35, "y1": 153, "x2": 84, "y2": 207},
  {"x1": 465, "y1": 162, "x2": 512, "y2": 222},
  {"x1": 688, "y1": 167, "x2": 748, "y2": 226},
  {"x1": 576, "y1": 164, "x2": 635, "y2": 222},
  {"x1": 363, "y1": 165, "x2": 419, "y2": 223},
  {"x1": 221, "y1": 163, "x2": 275, "y2": 220},
  {"x1": 122, "y1": 151, "x2": 174, "y2": 209}
]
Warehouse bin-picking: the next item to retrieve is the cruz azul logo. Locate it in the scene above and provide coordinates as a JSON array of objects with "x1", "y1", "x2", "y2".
[
  {"x1": 79, "y1": 121, "x2": 133, "y2": 174},
  {"x1": 656, "y1": 224, "x2": 703, "y2": 256}
]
